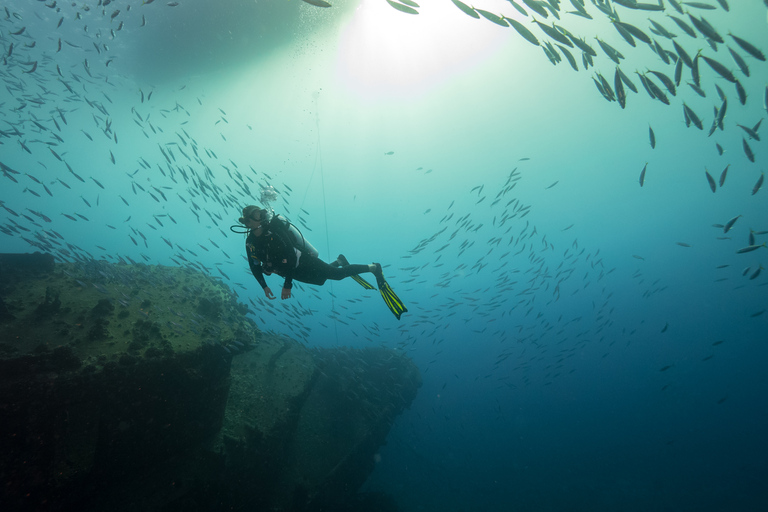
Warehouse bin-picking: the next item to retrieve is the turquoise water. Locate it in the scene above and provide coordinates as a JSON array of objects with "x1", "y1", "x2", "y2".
[{"x1": 2, "y1": 1, "x2": 767, "y2": 510}]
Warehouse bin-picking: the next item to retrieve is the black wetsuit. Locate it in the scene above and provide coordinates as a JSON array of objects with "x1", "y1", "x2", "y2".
[{"x1": 246, "y1": 216, "x2": 370, "y2": 290}]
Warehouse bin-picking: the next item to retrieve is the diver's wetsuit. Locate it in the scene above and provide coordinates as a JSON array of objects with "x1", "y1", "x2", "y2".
[{"x1": 246, "y1": 216, "x2": 370, "y2": 290}]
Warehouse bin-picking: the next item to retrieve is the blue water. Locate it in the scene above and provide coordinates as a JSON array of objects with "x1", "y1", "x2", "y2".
[{"x1": 2, "y1": 1, "x2": 768, "y2": 511}]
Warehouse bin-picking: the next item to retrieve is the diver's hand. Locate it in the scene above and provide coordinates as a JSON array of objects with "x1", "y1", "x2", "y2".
[
  {"x1": 264, "y1": 287, "x2": 276, "y2": 300},
  {"x1": 281, "y1": 287, "x2": 291, "y2": 300}
]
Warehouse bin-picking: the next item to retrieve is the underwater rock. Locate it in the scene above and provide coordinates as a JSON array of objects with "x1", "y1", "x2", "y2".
[
  {"x1": 0, "y1": 252, "x2": 55, "y2": 276},
  {"x1": 0, "y1": 257, "x2": 254, "y2": 511},
  {"x1": 206, "y1": 336, "x2": 422, "y2": 511},
  {"x1": 0, "y1": 256, "x2": 421, "y2": 512}
]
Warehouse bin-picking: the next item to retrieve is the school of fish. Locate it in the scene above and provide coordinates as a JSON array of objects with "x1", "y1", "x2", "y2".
[{"x1": 0, "y1": 0, "x2": 766, "y2": 402}]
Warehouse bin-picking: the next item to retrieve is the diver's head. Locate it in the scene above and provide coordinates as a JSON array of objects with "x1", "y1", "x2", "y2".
[{"x1": 239, "y1": 205, "x2": 270, "y2": 233}]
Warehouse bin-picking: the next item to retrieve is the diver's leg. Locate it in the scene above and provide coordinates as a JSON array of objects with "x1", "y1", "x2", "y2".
[
  {"x1": 326, "y1": 262, "x2": 371, "y2": 281},
  {"x1": 329, "y1": 255, "x2": 343, "y2": 268}
]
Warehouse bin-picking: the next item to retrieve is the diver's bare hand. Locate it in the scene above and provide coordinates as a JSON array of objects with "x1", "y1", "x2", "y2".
[
  {"x1": 281, "y1": 287, "x2": 291, "y2": 300},
  {"x1": 264, "y1": 287, "x2": 276, "y2": 300}
]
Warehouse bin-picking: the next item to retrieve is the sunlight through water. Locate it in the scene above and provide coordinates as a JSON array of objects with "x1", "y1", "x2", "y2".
[{"x1": 337, "y1": 0, "x2": 515, "y2": 95}]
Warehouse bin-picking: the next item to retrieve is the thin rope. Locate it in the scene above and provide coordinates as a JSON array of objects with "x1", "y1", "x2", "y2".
[{"x1": 300, "y1": 90, "x2": 338, "y2": 345}]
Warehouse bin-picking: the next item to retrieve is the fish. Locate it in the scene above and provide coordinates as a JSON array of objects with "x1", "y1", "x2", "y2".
[
  {"x1": 534, "y1": 20, "x2": 573, "y2": 48},
  {"x1": 647, "y1": 70, "x2": 676, "y2": 96},
  {"x1": 643, "y1": 73, "x2": 669, "y2": 104},
  {"x1": 715, "y1": 97, "x2": 727, "y2": 130},
  {"x1": 728, "y1": 46, "x2": 750, "y2": 77},
  {"x1": 765, "y1": 85, "x2": 768, "y2": 116},
  {"x1": 737, "y1": 123, "x2": 760, "y2": 141},
  {"x1": 718, "y1": 164, "x2": 729, "y2": 187},
  {"x1": 616, "y1": 67, "x2": 637, "y2": 93},
  {"x1": 705, "y1": 169, "x2": 717, "y2": 192},
  {"x1": 652, "y1": 40, "x2": 671, "y2": 66},
  {"x1": 701, "y1": 55, "x2": 737, "y2": 83},
  {"x1": 736, "y1": 243, "x2": 766, "y2": 254},
  {"x1": 673, "y1": 44, "x2": 695, "y2": 78},
  {"x1": 614, "y1": 69, "x2": 626, "y2": 108},
  {"x1": 558, "y1": 45, "x2": 579, "y2": 71},
  {"x1": 753, "y1": 173, "x2": 764, "y2": 195},
  {"x1": 595, "y1": 72, "x2": 615, "y2": 102},
  {"x1": 723, "y1": 215, "x2": 740, "y2": 233},
  {"x1": 683, "y1": 103, "x2": 702, "y2": 130},
  {"x1": 684, "y1": 2, "x2": 717, "y2": 9},
  {"x1": 505, "y1": 17, "x2": 539, "y2": 46},
  {"x1": 506, "y1": 0, "x2": 528, "y2": 17},
  {"x1": 387, "y1": 0, "x2": 419, "y2": 14},
  {"x1": 616, "y1": 20, "x2": 651, "y2": 44},
  {"x1": 639, "y1": 163, "x2": 647, "y2": 187},
  {"x1": 742, "y1": 138, "x2": 755, "y2": 163},
  {"x1": 734, "y1": 80, "x2": 747, "y2": 106},
  {"x1": 451, "y1": 0, "x2": 479, "y2": 18},
  {"x1": 522, "y1": 0, "x2": 549, "y2": 17},
  {"x1": 567, "y1": 34, "x2": 596, "y2": 56},
  {"x1": 596, "y1": 38, "x2": 624, "y2": 64},
  {"x1": 649, "y1": 19, "x2": 677, "y2": 40},
  {"x1": 659, "y1": 365, "x2": 672, "y2": 371},
  {"x1": 708, "y1": 110, "x2": 720, "y2": 136},
  {"x1": 613, "y1": 21, "x2": 637, "y2": 47},
  {"x1": 728, "y1": 33, "x2": 766, "y2": 61},
  {"x1": 688, "y1": 14, "x2": 723, "y2": 43},
  {"x1": 749, "y1": 266, "x2": 763, "y2": 280},
  {"x1": 649, "y1": 126, "x2": 656, "y2": 149},
  {"x1": 668, "y1": 16, "x2": 697, "y2": 40}
]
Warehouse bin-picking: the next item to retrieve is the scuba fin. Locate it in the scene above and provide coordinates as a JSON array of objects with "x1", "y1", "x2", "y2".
[
  {"x1": 379, "y1": 281, "x2": 407, "y2": 320},
  {"x1": 351, "y1": 274, "x2": 376, "y2": 290},
  {"x1": 334, "y1": 254, "x2": 375, "y2": 290},
  {"x1": 373, "y1": 263, "x2": 407, "y2": 320}
]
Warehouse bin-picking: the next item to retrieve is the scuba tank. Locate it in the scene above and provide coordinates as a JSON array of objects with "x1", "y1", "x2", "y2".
[{"x1": 274, "y1": 214, "x2": 319, "y2": 258}]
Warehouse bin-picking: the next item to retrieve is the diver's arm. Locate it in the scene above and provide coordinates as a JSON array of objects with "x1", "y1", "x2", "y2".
[
  {"x1": 282, "y1": 275, "x2": 293, "y2": 299},
  {"x1": 249, "y1": 263, "x2": 268, "y2": 289},
  {"x1": 246, "y1": 238, "x2": 274, "y2": 298},
  {"x1": 271, "y1": 222, "x2": 297, "y2": 298},
  {"x1": 250, "y1": 263, "x2": 275, "y2": 299}
]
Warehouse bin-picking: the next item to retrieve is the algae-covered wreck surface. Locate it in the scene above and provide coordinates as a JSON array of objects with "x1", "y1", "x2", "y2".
[
  {"x1": 0, "y1": 254, "x2": 421, "y2": 512},
  {"x1": 0, "y1": 254, "x2": 256, "y2": 364}
]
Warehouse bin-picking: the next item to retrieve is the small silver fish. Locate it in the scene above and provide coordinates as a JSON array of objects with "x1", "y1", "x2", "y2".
[
  {"x1": 705, "y1": 169, "x2": 717, "y2": 192},
  {"x1": 753, "y1": 173, "x2": 764, "y2": 195},
  {"x1": 723, "y1": 214, "x2": 741, "y2": 233},
  {"x1": 736, "y1": 243, "x2": 766, "y2": 254}
]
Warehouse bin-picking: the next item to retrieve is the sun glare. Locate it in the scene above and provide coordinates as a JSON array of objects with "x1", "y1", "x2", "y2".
[{"x1": 337, "y1": 0, "x2": 512, "y2": 95}]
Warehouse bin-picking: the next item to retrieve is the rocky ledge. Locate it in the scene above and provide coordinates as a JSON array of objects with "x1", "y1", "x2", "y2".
[{"x1": 0, "y1": 253, "x2": 421, "y2": 512}]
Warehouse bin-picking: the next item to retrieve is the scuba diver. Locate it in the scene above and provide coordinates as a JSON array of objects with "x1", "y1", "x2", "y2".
[{"x1": 236, "y1": 205, "x2": 407, "y2": 320}]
